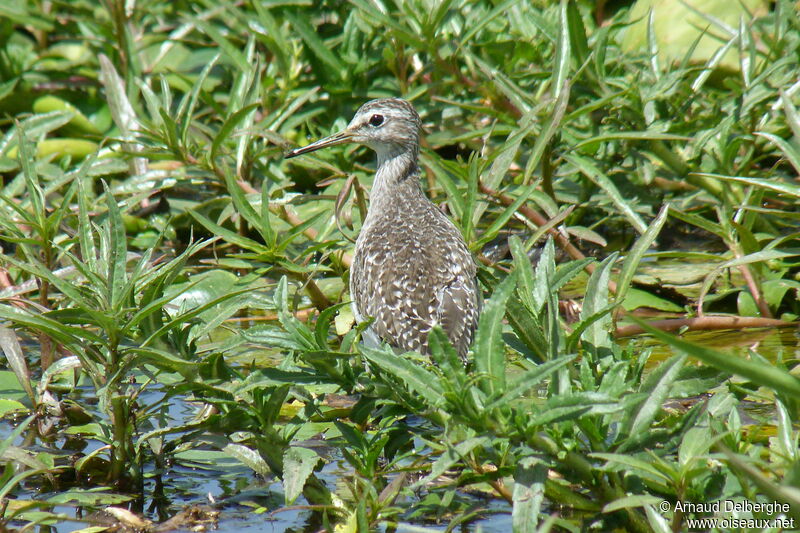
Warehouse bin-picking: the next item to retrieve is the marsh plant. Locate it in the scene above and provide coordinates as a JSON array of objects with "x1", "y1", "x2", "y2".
[
  {"x1": 1, "y1": 0, "x2": 799, "y2": 531},
  {"x1": 0, "y1": 130, "x2": 254, "y2": 493}
]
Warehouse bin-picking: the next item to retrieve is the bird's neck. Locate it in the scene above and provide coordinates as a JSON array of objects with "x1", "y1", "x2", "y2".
[{"x1": 368, "y1": 146, "x2": 423, "y2": 214}]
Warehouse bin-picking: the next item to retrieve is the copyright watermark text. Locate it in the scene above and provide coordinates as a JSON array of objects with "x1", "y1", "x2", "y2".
[{"x1": 658, "y1": 500, "x2": 794, "y2": 530}]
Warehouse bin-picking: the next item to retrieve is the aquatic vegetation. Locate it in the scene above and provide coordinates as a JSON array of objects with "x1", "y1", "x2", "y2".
[{"x1": 0, "y1": 0, "x2": 798, "y2": 531}]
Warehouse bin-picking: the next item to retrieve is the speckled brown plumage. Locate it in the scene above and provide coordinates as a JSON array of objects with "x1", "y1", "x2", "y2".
[{"x1": 287, "y1": 98, "x2": 480, "y2": 359}]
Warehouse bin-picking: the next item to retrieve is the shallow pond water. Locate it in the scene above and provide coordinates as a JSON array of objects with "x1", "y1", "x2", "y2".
[
  {"x1": 629, "y1": 325, "x2": 800, "y2": 365},
  {"x1": 2, "y1": 382, "x2": 514, "y2": 532}
]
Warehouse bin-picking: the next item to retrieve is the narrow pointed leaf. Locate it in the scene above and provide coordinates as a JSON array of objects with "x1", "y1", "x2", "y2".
[
  {"x1": 0, "y1": 327, "x2": 34, "y2": 405},
  {"x1": 474, "y1": 271, "x2": 517, "y2": 395},
  {"x1": 361, "y1": 346, "x2": 444, "y2": 406},
  {"x1": 616, "y1": 204, "x2": 669, "y2": 304},
  {"x1": 579, "y1": 253, "x2": 618, "y2": 354},
  {"x1": 411, "y1": 437, "x2": 490, "y2": 489},
  {"x1": 622, "y1": 353, "x2": 687, "y2": 442}
]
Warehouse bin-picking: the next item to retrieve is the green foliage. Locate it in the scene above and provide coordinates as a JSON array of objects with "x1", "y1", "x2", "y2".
[{"x1": 0, "y1": 0, "x2": 799, "y2": 530}]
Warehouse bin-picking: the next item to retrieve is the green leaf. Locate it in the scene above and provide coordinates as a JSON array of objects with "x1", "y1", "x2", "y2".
[
  {"x1": 274, "y1": 277, "x2": 316, "y2": 351},
  {"x1": 192, "y1": 20, "x2": 248, "y2": 71},
  {"x1": 251, "y1": 3, "x2": 290, "y2": 74},
  {"x1": 505, "y1": 296, "x2": 548, "y2": 363},
  {"x1": 591, "y1": 452, "x2": 672, "y2": 484},
  {"x1": 102, "y1": 181, "x2": 129, "y2": 312},
  {"x1": 567, "y1": 303, "x2": 617, "y2": 352},
  {"x1": 314, "y1": 302, "x2": 350, "y2": 350},
  {"x1": 0, "y1": 398, "x2": 28, "y2": 417},
  {"x1": 698, "y1": 171, "x2": 800, "y2": 199},
  {"x1": 0, "y1": 327, "x2": 34, "y2": 405},
  {"x1": 187, "y1": 209, "x2": 269, "y2": 254},
  {"x1": 98, "y1": 54, "x2": 140, "y2": 144},
  {"x1": 579, "y1": 253, "x2": 618, "y2": 355},
  {"x1": 278, "y1": 210, "x2": 326, "y2": 253},
  {"x1": 140, "y1": 286, "x2": 252, "y2": 348},
  {"x1": 349, "y1": 0, "x2": 427, "y2": 49},
  {"x1": 459, "y1": 0, "x2": 522, "y2": 44},
  {"x1": 177, "y1": 53, "x2": 220, "y2": 146},
  {"x1": 223, "y1": 169, "x2": 276, "y2": 248},
  {"x1": 565, "y1": 153, "x2": 648, "y2": 234},
  {"x1": 697, "y1": 249, "x2": 800, "y2": 311},
  {"x1": 8, "y1": 112, "x2": 74, "y2": 152},
  {"x1": 229, "y1": 37, "x2": 256, "y2": 112},
  {"x1": 263, "y1": 384, "x2": 291, "y2": 428},
  {"x1": 474, "y1": 270, "x2": 517, "y2": 395},
  {"x1": 361, "y1": 346, "x2": 444, "y2": 406},
  {"x1": 428, "y1": 326, "x2": 464, "y2": 378},
  {"x1": 474, "y1": 183, "x2": 537, "y2": 248},
  {"x1": 667, "y1": 207, "x2": 725, "y2": 239},
  {"x1": 678, "y1": 425, "x2": 711, "y2": 467},
  {"x1": 512, "y1": 456, "x2": 547, "y2": 533},
  {"x1": 566, "y1": 0, "x2": 589, "y2": 67},
  {"x1": 616, "y1": 204, "x2": 669, "y2": 305},
  {"x1": 411, "y1": 436, "x2": 490, "y2": 489},
  {"x1": 0, "y1": 255, "x2": 104, "y2": 325},
  {"x1": 621, "y1": 288, "x2": 683, "y2": 312},
  {"x1": 509, "y1": 236, "x2": 535, "y2": 311},
  {"x1": 781, "y1": 91, "x2": 800, "y2": 141},
  {"x1": 286, "y1": 12, "x2": 345, "y2": 80},
  {"x1": 573, "y1": 132, "x2": 691, "y2": 149},
  {"x1": 0, "y1": 3, "x2": 54, "y2": 30},
  {"x1": 124, "y1": 347, "x2": 197, "y2": 375},
  {"x1": 45, "y1": 489, "x2": 133, "y2": 506},
  {"x1": 775, "y1": 397, "x2": 798, "y2": 463},
  {"x1": 37, "y1": 356, "x2": 81, "y2": 399},
  {"x1": 553, "y1": 0, "x2": 571, "y2": 101},
  {"x1": 531, "y1": 238, "x2": 556, "y2": 314},
  {"x1": 243, "y1": 326, "x2": 307, "y2": 352},
  {"x1": 211, "y1": 103, "x2": 260, "y2": 164},
  {"x1": 283, "y1": 447, "x2": 321, "y2": 505},
  {"x1": 16, "y1": 126, "x2": 45, "y2": 229},
  {"x1": 552, "y1": 260, "x2": 593, "y2": 296},
  {"x1": 259, "y1": 181, "x2": 276, "y2": 249},
  {"x1": 720, "y1": 447, "x2": 800, "y2": 521},
  {"x1": 603, "y1": 494, "x2": 663, "y2": 512},
  {"x1": 473, "y1": 106, "x2": 539, "y2": 224},
  {"x1": 524, "y1": 87, "x2": 570, "y2": 182},
  {"x1": 0, "y1": 465, "x2": 56, "y2": 502},
  {"x1": 484, "y1": 354, "x2": 575, "y2": 410},
  {"x1": 620, "y1": 353, "x2": 686, "y2": 445}
]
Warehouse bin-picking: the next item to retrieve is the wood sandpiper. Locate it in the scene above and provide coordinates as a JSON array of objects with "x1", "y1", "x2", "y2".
[{"x1": 286, "y1": 98, "x2": 480, "y2": 360}]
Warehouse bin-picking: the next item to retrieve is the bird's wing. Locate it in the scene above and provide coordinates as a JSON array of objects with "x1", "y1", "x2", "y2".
[
  {"x1": 352, "y1": 236, "x2": 428, "y2": 352},
  {"x1": 434, "y1": 266, "x2": 479, "y2": 360},
  {"x1": 352, "y1": 208, "x2": 479, "y2": 356}
]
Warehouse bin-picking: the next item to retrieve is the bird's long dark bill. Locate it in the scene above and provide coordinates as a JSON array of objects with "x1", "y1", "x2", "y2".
[{"x1": 285, "y1": 131, "x2": 353, "y2": 158}]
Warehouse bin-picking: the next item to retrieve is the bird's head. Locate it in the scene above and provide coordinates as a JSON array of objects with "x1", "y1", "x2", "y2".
[{"x1": 286, "y1": 98, "x2": 421, "y2": 161}]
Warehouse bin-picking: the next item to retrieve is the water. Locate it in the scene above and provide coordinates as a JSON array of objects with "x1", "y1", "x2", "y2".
[
  {"x1": 1, "y1": 383, "x2": 514, "y2": 532},
  {"x1": 631, "y1": 325, "x2": 800, "y2": 364}
]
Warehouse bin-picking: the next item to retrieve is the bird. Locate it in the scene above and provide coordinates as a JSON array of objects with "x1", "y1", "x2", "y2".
[{"x1": 286, "y1": 98, "x2": 480, "y2": 360}]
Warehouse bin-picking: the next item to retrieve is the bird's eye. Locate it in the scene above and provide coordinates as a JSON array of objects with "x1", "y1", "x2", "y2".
[{"x1": 368, "y1": 114, "x2": 384, "y2": 127}]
